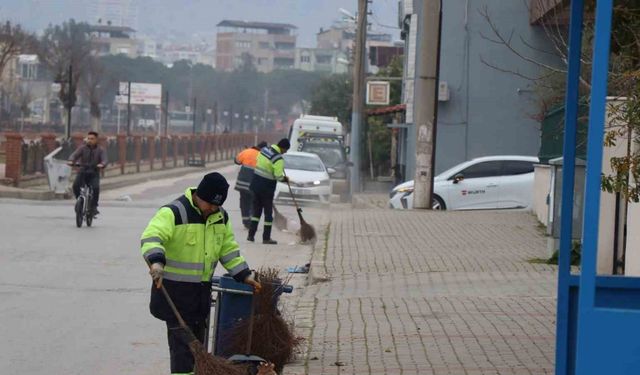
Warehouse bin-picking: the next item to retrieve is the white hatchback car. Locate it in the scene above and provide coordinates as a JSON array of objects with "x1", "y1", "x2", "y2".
[
  {"x1": 274, "y1": 152, "x2": 333, "y2": 205},
  {"x1": 389, "y1": 155, "x2": 539, "y2": 210}
]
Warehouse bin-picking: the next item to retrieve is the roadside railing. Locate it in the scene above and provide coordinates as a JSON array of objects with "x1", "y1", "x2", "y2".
[{"x1": 2, "y1": 132, "x2": 283, "y2": 187}]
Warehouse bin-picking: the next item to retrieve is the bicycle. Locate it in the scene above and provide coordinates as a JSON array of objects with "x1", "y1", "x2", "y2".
[
  {"x1": 75, "y1": 183, "x2": 95, "y2": 227},
  {"x1": 70, "y1": 164, "x2": 101, "y2": 228}
]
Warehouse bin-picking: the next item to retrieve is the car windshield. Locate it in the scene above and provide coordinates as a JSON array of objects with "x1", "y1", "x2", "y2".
[
  {"x1": 301, "y1": 143, "x2": 344, "y2": 167},
  {"x1": 284, "y1": 154, "x2": 326, "y2": 172}
]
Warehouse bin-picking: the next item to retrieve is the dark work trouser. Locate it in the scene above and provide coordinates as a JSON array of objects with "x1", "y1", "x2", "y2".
[
  {"x1": 72, "y1": 171, "x2": 100, "y2": 209},
  {"x1": 239, "y1": 190, "x2": 253, "y2": 227},
  {"x1": 249, "y1": 189, "x2": 274, "y2": 240},
  {"x1": 166, "y1": 319, "x2": 207, "y2": 374}
]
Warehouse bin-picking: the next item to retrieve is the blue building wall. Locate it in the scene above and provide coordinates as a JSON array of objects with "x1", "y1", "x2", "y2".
[{"x1": 406, "y1": 0, "x2": 559, "y2": 176}]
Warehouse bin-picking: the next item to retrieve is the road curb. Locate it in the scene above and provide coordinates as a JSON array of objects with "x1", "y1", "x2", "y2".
[
  {"x1": 308, "y1": 223, "x2": 330, "y2": 284},
  {"x1": 0, "y1": 187, "x2": 55, "y2": 200}
]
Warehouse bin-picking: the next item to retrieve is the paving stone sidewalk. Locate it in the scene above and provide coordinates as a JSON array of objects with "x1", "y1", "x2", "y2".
[{"x1": 287, "y1": 209, "x2": 557, "y2": 375}]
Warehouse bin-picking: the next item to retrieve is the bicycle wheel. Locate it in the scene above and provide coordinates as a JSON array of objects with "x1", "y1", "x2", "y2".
[
  {"x1": 86, "y1": 208, "x2": 93, "y2": 227},
  {"x1": 75, "y1": 197, "x2": 84, "y2": 228}
]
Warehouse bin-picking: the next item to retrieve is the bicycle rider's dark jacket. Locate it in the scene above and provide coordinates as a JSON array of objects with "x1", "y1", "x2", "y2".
[{"x1": 68, "y1": 144, "x2": 108, "y2": 170}]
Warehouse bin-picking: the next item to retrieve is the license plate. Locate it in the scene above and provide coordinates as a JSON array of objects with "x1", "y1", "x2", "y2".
[{"x1": 292, "y1": 188, "x2": 310, "y2": 195}]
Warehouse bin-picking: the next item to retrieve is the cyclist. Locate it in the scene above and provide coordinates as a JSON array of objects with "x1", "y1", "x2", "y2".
[{"x1": 67, "y1": 131, "x2": 107, "y2": 216}]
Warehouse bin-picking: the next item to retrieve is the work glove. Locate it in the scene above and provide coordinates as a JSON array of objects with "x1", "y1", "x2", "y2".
[
  {"x1": 257, "y1": 362, "x2": 276, "y2": 375},
  {"x1": 281, "y1": 176, "x2": 289, "y2": 183},
  {"x1": 244, "y1": 272, "x2": 262, "y2": 294},
  {"x1": 149, "y1": 262, "x2": 164, "y2": 288}
]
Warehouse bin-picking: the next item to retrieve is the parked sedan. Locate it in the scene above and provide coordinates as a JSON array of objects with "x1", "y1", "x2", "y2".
[
  {"x1": 275, "y1": 152, "x2": 333, "y2": 205},
  {"x1": 389, "y1": 155, "x2": 539, "y2": 210}
]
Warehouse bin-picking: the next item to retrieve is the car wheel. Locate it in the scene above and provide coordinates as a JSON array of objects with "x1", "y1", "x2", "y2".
[{"x1": 432, "y1": 195, "x2": 446, "y2": 210}]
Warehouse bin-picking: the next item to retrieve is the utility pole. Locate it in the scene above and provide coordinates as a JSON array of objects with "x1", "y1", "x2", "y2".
[
  {"x1": 66, "y1": 64, "x2": 72, "y2": 139},
  {"x1": 126, "y1": 81, "x2": 132, "y2": 136},
  {"x1": 213, "y1": 101, "x2": 218, "y2": 134},
  {"x1": 163, "y1": 90, "x2": 169, "y2": 136},
  {"x1": 349, "y1": 0, "x2": 368, "y2": 197},
  {"x1": 192, "y1": 97, "x2": 197, "y2": 135},
  {"x1": 229, "y1": 105, "x2": 234, "y2": 132},
  {"x1": 263, "y1": 88, "x2": 269, "y2": 130},
  {"x1": 412, "y1": 0, "x2": 442, "y2": 209}
]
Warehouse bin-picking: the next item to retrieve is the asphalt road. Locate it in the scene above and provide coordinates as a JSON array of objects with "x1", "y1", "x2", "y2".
[{"x1": 0, "y1": 164, "x2": 325, "y2": 375}]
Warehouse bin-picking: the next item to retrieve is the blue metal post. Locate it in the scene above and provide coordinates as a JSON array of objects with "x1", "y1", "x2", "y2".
[
  {"x1": 575, "y1": 0, "x2": 614, "y2": 371},
  {"x1": 555, "y1": 1, "x2": 584, "y2": 373},
  {"x1": 576, "y1": 0, "x2": 613, "y2": 311}
]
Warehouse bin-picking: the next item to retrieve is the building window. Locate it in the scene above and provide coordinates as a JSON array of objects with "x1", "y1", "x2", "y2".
[
  {"x1": 19, "y1": 63, "x2": 38, "y2": 80},
  {"x1": 300, "y1": 55, "x2": 311, "y2": 63},
  {"x1": 274, "y1": 57, "x2": 294, "y2": 68},
  {"x1": 275, "y1": 42, "x2": 295, "y2": 50},
  {"x1": 259, "y1": 42, "x2": 271, "y2": 49},
  {"x1": 316, "y1": 55, "x2": 332, "y2": 64},
  {"x1": 257, "y1": 57, "x2": 268, "y2": 65},
  {"x1": 235, "y1": 40, "x2": 252, "y2": 49}
]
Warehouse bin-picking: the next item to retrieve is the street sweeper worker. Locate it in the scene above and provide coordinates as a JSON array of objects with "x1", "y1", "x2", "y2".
[
  {"x1": 248, "y1": 138, "x2": 291, "y2": 244},
  {"x1": 234, "y1": 141, "x2": 268, "y2": 229},
  {"x1": 140, "y1": 172, "x2": 262, "y2": 375}
]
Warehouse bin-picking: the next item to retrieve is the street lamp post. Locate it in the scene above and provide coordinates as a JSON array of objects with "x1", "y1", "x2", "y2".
[{"x1": 65, "y1": 65, "x2": 72, "y2": 139}]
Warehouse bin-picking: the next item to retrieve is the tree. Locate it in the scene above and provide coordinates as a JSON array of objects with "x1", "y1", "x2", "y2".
[
  {"x1": 0, "y1": 21, "x2": 36, "y2": 78},
  {"x1": 81, "y1": 56, "x2": 106, "y2": 131},
  {"x1": 38, "y1": 20, "x2": 93, "y2": 124},
  {"x1": 309, "y1": 74, "x2": 353, "y2": 126},
  {"x1": 480, "y1": 1, "x2": 640, "y2": 203}
]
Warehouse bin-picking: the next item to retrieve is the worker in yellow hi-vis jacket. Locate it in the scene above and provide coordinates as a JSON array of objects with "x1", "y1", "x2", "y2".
[{"x1": 140, "y1": 172, "x2": 261, "y2": 375}]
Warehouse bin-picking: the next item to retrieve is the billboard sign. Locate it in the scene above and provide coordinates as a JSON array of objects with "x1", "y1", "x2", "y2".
[
  {"x1": 117, "y1": 82, "x2": 162, "y2": 105},
  {"x1": 366, "y1": 81, "x2": 390, "y2": 106}
]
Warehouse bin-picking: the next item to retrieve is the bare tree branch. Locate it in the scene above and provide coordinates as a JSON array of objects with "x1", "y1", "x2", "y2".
[
  {"x1": 0, "y1": 21, "x2": 37, "y2": 78},
  {"x1": 478, "y1": 6, "x2": 567, "y2": 74}
]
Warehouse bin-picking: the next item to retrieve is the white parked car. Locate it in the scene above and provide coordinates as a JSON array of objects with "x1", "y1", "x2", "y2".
[
  {"x1": 389, "y1": 155, "x2": 539, "y2": 210},
  {"x1": 275, "y1": 152, "x2": 333, "y2": 205}
]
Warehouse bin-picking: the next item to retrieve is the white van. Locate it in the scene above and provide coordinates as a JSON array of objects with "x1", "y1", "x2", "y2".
[{"x1": 289, "y1": 115, "x2": 344, "y2": 151}]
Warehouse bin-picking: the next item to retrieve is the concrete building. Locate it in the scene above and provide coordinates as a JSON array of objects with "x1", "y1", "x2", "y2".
[
  {"x1": 317, "y1": 23, "x2": 396, "y2": 73},
  {"x1": 398, "y1": 0, "x2": 560, "y2": 180},
  {"x1": 89, "y1": 24, "x2": 138, "y2": 58},
  {"x1": 1, "y1": 55, "x2": 59, "y2": 124},
  {"x1": 88, "y1": 0, "x2": 139, "y2": 29},
  {"x1": 138, "y1": 36, "x2": 158, "y2": 59},
  {"x1": 294, "y1": 48, "x2": 349, "y2": 74},
  {"x1": 216, "y1": 20, "x2": 297, "y2": 73}
]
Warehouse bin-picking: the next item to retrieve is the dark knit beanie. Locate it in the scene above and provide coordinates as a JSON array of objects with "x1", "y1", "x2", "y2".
[
  {"x1": 196, "y1": 172, "x2": 229, "y2": 206},
  {"x1": 277, "y1": 138, "x2": 291, "y2": 150}
]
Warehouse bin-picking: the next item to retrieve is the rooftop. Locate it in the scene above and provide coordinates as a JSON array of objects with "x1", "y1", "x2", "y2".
[
  {"x1": 216, "y1": 20, "x2": 297, "y2": 31},
  {"x1": 88, "y1": 25, "x2": 136, "y2": 33}
]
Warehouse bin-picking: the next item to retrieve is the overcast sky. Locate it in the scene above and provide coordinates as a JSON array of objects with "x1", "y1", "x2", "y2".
[{"x1": 0, "y1": 0, "x2": 400, "y2": 47}]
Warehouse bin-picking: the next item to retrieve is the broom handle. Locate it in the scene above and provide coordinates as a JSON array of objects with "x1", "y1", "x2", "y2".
[
  {"x1": 245, "y1": 288, "x2": 257, "y2": 355},
  {"x1": 283, "y1": 171, "x2": 303, "y2": 216}
]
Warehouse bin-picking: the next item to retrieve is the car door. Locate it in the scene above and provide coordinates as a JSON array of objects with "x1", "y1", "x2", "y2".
[
  {"x1": 445, "y1": 160, "x2": 503, "y2": 210},
  {"x1": 497, "y1": 160, "x2": 536, "y2": 208}
]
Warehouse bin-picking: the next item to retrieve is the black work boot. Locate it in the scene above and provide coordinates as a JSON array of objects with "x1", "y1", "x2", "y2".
[
  {"x1": 247, "y1": 221, "x2": 258, "y2": 242},
  {"x1": 263, "y1": 225, "x2": 277, "y2": 245}
]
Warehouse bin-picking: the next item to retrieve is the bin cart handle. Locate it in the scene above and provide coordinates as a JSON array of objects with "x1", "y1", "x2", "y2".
[
  {"x1": 211, "y1": 286, "x2": 254, "y2": 296},
  {"x1": 211, "y1": 276, "x2": 293, "y2": 294}
]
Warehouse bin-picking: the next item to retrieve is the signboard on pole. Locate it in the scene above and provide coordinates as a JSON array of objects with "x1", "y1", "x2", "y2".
[
  {"x1": 117, "y1": 82, "x2": 162, "y2": 105},
  {"x1": 366, "y1": 81, "x2": 390, "y2": 106}
]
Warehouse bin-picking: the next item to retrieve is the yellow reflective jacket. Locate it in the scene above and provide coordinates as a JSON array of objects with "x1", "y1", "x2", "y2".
[
  {"x1": 251, "y1": 144, "x2": 285, "y2": 193},
  {"x1": 140, "y1": 187, "x2": 250, "y2": 321}
]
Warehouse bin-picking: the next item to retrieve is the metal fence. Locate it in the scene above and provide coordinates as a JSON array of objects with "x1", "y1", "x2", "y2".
[{"x1": 13, "y1": 132, "x2": 284, "y2": 180}]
